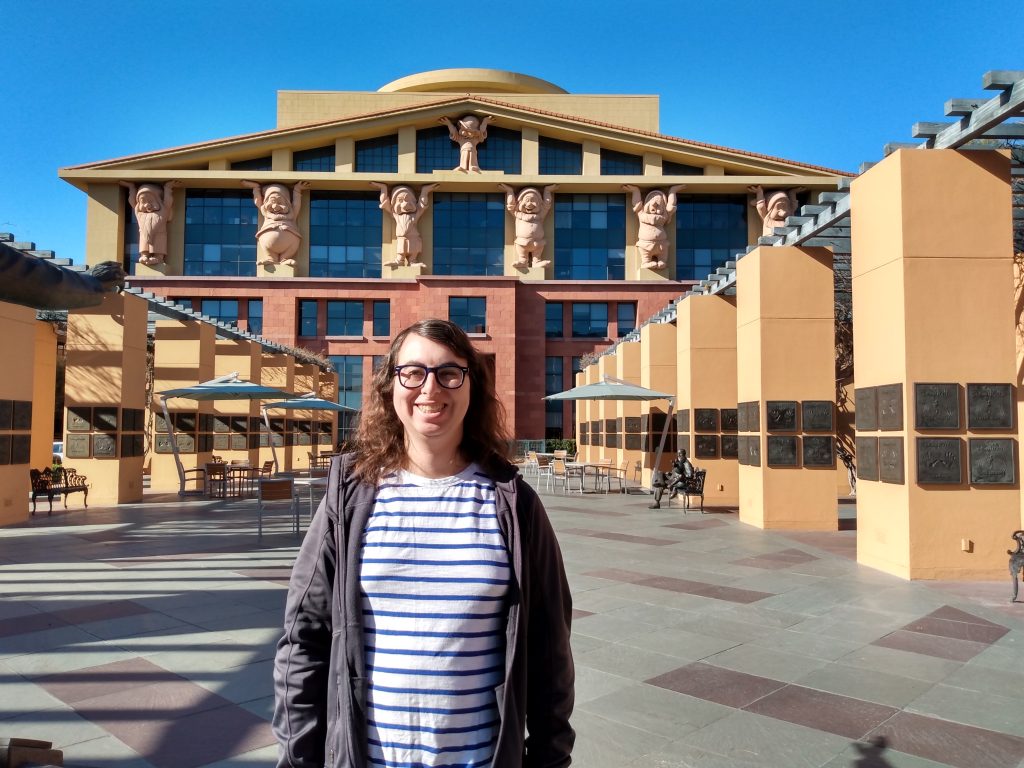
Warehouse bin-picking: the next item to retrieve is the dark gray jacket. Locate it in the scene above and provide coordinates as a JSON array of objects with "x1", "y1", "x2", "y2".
[{"x1": 273, "y1": 455, "x2": 575, "y2": 767}]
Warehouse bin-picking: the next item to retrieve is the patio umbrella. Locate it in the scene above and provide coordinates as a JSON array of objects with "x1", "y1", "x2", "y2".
[
  {"x1": 158, "y1": 372, "x2": 293, "y2": 496},
  {"x1": 261, "y1": 393, "x2": 355, "y2": 473},
  {"x1": 544, "y1": 375, "x2": 676, "y2": 491}
]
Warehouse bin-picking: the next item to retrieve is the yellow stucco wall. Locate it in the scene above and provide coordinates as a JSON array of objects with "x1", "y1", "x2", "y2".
[
  {"x1": 31, "y1": 322, "x2": 58, "y2": 470},
  {"x1": 0, "y1": 302, "x2": 38, "y2": 524},
  {"x1": 639, "y1": 322, "x2": 676, "y2": 486}
]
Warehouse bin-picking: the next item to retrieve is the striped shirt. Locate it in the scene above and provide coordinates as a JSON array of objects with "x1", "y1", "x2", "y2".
[{"x1": 360, "y1": 464, "x2": 509, "y2": 768}]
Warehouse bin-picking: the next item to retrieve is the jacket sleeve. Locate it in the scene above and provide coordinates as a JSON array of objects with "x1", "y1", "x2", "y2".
[
  {"x1": 273, "y1": 497, "x2": 337, "y2": 767},
  {"x1": 522, "y1": 483, "x2": 576, "y2": 767}
]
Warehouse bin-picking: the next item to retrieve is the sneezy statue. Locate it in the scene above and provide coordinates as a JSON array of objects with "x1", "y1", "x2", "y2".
[
  {"x1": 749, "y1": 185, "x2": 804, "y2": 237},
  {"x1": 441, "y1": 115, "x2": 492, "y2": 173},
  {"x1": 121, "y1": 180, "x2": 180, "y2": 267},
  {"x1": 498, "y1": 184, "x2": 558, "y2": 268},
  {"x1": 624, "y1": 184, "x2": 685, "y2": 270},
  {"x1": 243, "y1": 181, "x2": 309, "y2": 266},
  {"x1": 372, "y1": 182, "x2": 439, "y2": 267}
]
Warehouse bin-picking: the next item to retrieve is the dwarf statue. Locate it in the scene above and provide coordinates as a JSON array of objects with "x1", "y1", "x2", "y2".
[
  {"x1": 749, "y1": 185, "x2": 805, "y2": 237},
  {"x1": 441, "y1": 115, "x2": 493, "y2": 173},
  {"x1": 624, "y1": 184, "x2": 685, "y2": 270},
  {"x1": 120, "y1": 180, "x2": 180, "y2": 266},
  {"x1": 498, "y1": 184, "x2": 558, "y2": 268},
  {"x1": 242, "y1": 180, "x2": 309, "y2": 266},
  {"x1": 371, "y1": 182, "x2": 439, "y2": 267}
]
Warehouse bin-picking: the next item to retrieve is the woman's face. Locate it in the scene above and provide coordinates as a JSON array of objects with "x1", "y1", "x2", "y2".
[{"x1": 391, "y1": 333, "x2": 471, "y2": 452}]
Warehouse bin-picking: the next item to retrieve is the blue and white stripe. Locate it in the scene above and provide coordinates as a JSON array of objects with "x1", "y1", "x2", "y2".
[{"x1": 361, "y1": 464, "x2": 509, "y2": 768}]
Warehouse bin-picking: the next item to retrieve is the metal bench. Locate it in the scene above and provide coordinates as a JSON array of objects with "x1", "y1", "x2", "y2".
[
  {"x1": 674, "y1": 469, "x2": 707, "y2": 513},
  {"x1": 30, "y1": 467, "x2": 89, "y2": 516}
]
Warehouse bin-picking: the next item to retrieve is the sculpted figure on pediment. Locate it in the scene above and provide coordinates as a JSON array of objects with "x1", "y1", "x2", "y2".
[
  {"x1": 243, "y1": 180, "x2": 309, "y2": 266},
  {"x1": 499, "y1": 184, "x2": 558, "y2": 268},
  {"x1": 121, "y1": 180, "x2": 180, "y2": 266},
  {"x1": 749, "y1": 185, "x2": 805, "y2": 237},
  {"x1": 441, "y1": 115, "x2": 492, "y2": 173},
  {"x1": 624, "y1": 184, "x2": 685, "y2": 270},
  {"x1": 371, "y1": 182, "x2": 439, "y2": 266}
]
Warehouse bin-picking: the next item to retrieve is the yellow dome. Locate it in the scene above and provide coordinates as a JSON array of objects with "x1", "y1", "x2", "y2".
[{"x1": 379, "y1": 68, "x2": 567, "y2": 95}]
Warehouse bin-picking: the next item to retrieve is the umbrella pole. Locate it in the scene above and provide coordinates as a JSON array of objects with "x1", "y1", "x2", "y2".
[
  {"x1": 650, "y1": 396, "x2": 675, "y2": 493},
  {"x1": 161, "y1": 397, "x2": 187, "y2": 497},
  {"x1": 262, "y1": 407, "x2": 279, "y2": 474}
]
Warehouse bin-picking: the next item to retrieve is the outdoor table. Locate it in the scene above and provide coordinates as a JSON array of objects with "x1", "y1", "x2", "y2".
[
  {"x1": 565, "y1": 462, "x2": 612, "y2": 493},
  {"x1": 292, "y1": 475, "x2": 329, "y2": 520}
]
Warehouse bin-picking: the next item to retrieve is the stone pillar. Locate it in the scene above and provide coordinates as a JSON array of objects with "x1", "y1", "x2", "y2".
[
  {"x1": 31, "y1": 322, "x2": 59, "y2": 470},
  {"x1": 852, "y1": 149, "x2": 1016, "y2": 579},
  {"x1": 736, "y1": 246, "x2": 836, "y2": 530},
  {"x1": 65, "y1": 293, "x2": 148, "y2": 504},
  {"x1": 151, "y1": 319, "x2": 215, "y2": 493},
  {"x1": 597, "y1": 355, "x2": 618, "y2": 461},
  {"x1": 640, "y1": 321, "x2": 677, "y2": 486},
  {"x1": 291, "y1": 363, "x2": 319, "y2": 470},
  {"x1": 213, "y1": 339, "x2": 261, "y2": 465},
  {"x1": 677, "y1": 294, "x2": 740, "y2": 507},
  {"x1": 615, "y1": 341, "x2": 643, "y2": 479},
  {"x1": 579, "y1": 364, "x2": 598, "y2": 462},
  {"x1": 0, "y1": 303, "x2": 39, "y2": 523},
  {"x1": 260, "y1": 353, "x2": 295, "y2": 471},
  {"x1": 319, "y1": 370, "x2": 340, "y2": 451}
]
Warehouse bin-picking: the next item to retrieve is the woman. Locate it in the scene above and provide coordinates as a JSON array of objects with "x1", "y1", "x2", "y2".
[{"x1": 273, "y1": 319, "x2": 575, "y2": 768}]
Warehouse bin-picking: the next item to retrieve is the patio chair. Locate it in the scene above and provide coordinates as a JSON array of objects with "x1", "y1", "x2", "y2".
[
  {"x1": 258, "y1": 459, "x2": 275, "y2": 477},
  {"x1": 257, "y1": 477, "x2": 299, "y2": 538},
  {"x1": 604, "y1": 460, "x2": 631, "y2": 493},
  {"x1": 524, "y1": 451, "x2": 540, "y2": 478},
  {"x1": 552, "y1": 458, "x2": 584, "y2": 495},
  {"x1": 536, "y1": 455, "x2": 554, "y2": 490},
  {"x1": 205, "y1": 463, "x2": 227, "y2": 498}
]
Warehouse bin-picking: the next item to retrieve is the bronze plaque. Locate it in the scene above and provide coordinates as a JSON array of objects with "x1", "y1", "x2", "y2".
[
  {"x1": 213, "y1": 416, "x2": 230, "y2": 433},
  {"x1": 737, "y1": 435, "x2": 748, "y2": 465},
  {"x1": 68, "y1": 406, "x2": 92, "y2": 433},
  {"x1": 803, "y1": 436, "x2": 834, "y2": 467},
  {"x1": 154, "y1": 412, "x2": 169, "y2": 434},
  {"x1": 270, "y1": 433, "x2": 284, "y2": 448},
  {"x1": 213, "y1": 434, "x2": 230, "y2": 451},
  {"x1": 624, "y1": 433, "x2": 640, "y2": 450},
  {"x1": 721, "y1": 408, "x2": 738, "y2": 432},
  {"x1": 767, "y1": 436, "x2": 798, "y2": 466},
  {"x1": 915, "y1": 384, "x2": 959, "y2": 430},
  {"x1": 676, "y1": 434, "x2": 690, "y2": 455},
  {"x1": 749, "y1": 402, "x2": 760, "y2": 432},
  {"x1": 737, "y1": 403, "x2": 748, "y2": 432},
  {"x1": 0, "y1": 435, "x2": 10, "y2": 464},
  {"x1": 174, "y1": 412, "x2": 196, "y2": 432},
  {"x1": 766, "y1": 401, "x2": 797, "y2": 432},
  {"x1": 603, "y1": 419, "x2": 616, "y2": 433},
  {"x1": 802, "y1": 401, "x2": 834, "y2": 432},
  {"x1": 966, "y1": 384, "x2": 1014, "y2": 429},
  {"x1": 230, "y1": 417, "x2": 247, "y2": 433},
  {"x1": 259, "y1": 432, "x2": 270, "y2": 448},
  {"x1": 592, "y1": 433, "x2": 604, "y2": 447},
  {"x1": 649, "y1": 412, "x2": 668, "y2": 433},
  {"x1": 916, "y1": 437, "x2": 962, "y2": 484},
  {"x1": 721, "y1": 434, "x2": 738, "y2": 458},
  {"x1": 624, "y1": 416, "x2": 641, "y2": 433},
  {"x1": 969, "y1": 438, "x2": 1015, "y2": 484},
  {"x1": 229, "y1": 434, "x2": 247, "y2": 450},
  {"x1": 155, "y1": 434, "x2": 174, "y2": 454},
  {"x1": 11, "y1": 401, "x2": 32, "y2": 430},
  {"x1": 878, "y1": 437, "x2": 905, "y2": 484},
  {"x1": 695, "y1": 409, "x2": 718, "y2": 432},
  {"x1": 11, "y1": 435, "x2": 31, "y2": 464},
  {"x1": 93, "y1": 433, "x2": 116, "y2": 458},
  {"x1": 0, "y1": 400, "x2": 12, "y2": 430},
  {"x1": 877, "y1": 384, "x2": 903, "y2": 431},
  {"x1": 94, "y1": 406, "x2": 118, "y2": 432},
  {"x1": 175, "y1": 433, "x2": 195, "y2": 453},
  {"x1": 318, "y1": 434, "x2": 332, "y2": 446},
  {"x1": 590, "y1": 420, "x2": 602, "y2": 434},
  {"x1": 695, "y1": 434, "x2": 718, "y2": 458},
  {"x1": 856, "y1": 437, "x2": 878, "y2": 481},
  {"x1": 66, "y1": 433, "x2": 91, "y2": 458},
  {"x1": 747, "y1": 435, "x2": 761, "y2": 466},
  {"x1": 605, "y1": 433, "x2": 619, "y2": 449},
  {"x1": 674, "y1": 410, "x2": 689, "y2": 432},
  {"x1": 579, "y1": 423, "x2": 588, "y2": 437},
  {"x1": 855, "y1": 387, "x2": 877, "y2": 431}
]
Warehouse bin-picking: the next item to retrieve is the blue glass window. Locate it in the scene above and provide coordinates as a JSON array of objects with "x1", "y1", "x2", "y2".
[
  {"x1": 675, "y1": 194, "x2": 749, "y2": 281},
  {"x1": 571, "y1": 302, "x2": 608, "y2": 338},
  {"x1": 309, "y1": 192, "x2": 383, "y2": 278},
  {"x1": 545, "y1": 356, "x2": 564, "y2": 439},
  {"x1": 124, "y1": 202, "x2": 140, "y2": 274},
  {"x1": 298, "y1": 300, "x2": 318, "y2": 337},
  {"x1": 571, "y1": 356, "x2": 584, "y2": 375},
  {"x1": 433, "y1": 193, "x2": 505, "y2": 276},
  {"x1": 247, "y1": 299, "x2": 263, "y2": 335},
  {"x1": 372, "y1": 300, "x2": 390, "y2": 337},
  {"x1": 329, "y1": 355, "x2": 363, "y2": 411},
  {"x1": 553, "y1": 194, "x2": 626, "y2": 280},
  {"x1": 355, "y1": 135, "x2": 398, "y2": 173},
  {"x1": 416, "y1": 126, "x2": 459, "y2": 173},
  {"x1": 477, "y1": 127, "x2": 521, "y2": 174},
  {"x1": 539, "y1": 136, "x2": 582, "y2": 175},
  {"x1": 664, "y1": 160, "x2": 704, "y2": 176},
  {"x1": 230, "y1": 156, "x2": 272, "y2": 171},
  {"x1": 200, "y1": 299, "x2": 239, "y2": 326},
  {"x1": 600, "y1": 148, "x2": 643, "y2": 175},
  {"x1": 293, "y1": 145, "x2": 335, "y2": 172},
  {"x1": 449, "y1": 297, "x2": 487, "y2": 334},
  {"x1": 616, "y1": 302, "x2": 636, "y2": 337},
  {"x1": 184, "y1": 191, "x2": 257, "y2": 277},
  {"x1": 327, "y1": 300, "x2": 364, "y2": 336},
  {"x1": 545, "y1": 302, "x2": 563, "y2": 338}
]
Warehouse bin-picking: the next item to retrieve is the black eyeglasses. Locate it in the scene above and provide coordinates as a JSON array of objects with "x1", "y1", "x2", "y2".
[{"x1": 393, "y1": 364, "x2": 469, "y2": 389}]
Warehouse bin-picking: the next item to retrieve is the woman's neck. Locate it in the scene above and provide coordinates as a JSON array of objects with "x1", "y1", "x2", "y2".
[{"x1": 404, "y1": 441, "x2": 467, "y2": 479}]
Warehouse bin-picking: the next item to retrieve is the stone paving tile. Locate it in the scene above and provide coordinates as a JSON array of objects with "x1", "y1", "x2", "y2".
[
  {"x1": 905, "y1": 683, "x2": 1024, "y2": 737},
  {"x1": 61, "y1": 735, "x2": 159, "y2": 768},
  {"x1": 794, "y1": 663, "x2": 935, "y2": 709},
  {"x1": 873, "y1": 628, "x2": 991, "y2": 662},
  {"x1": 34, "y1": 657, "x2": 177, "y2": 703},
  {"x1": 834, "y1": 643, "x2": 964, "y2": 683},
  {"x1": 867, "y1": 711, "x2": 1024, "y2": 768},
  {"x1": 744, "y1": 683, "x2": 898, "y2": 739},
  {"x1": 579, "y1": 681, "x2": 732, "y2": 740},
  {"x1": 819, "y1": 742, "x2": 954, "y2": 768},
  {"x1": 577, "y1": 642, "x2": 689, "y2": 682},
  {"x1": 703, "y1": 643, "x2": 830, "y2": 683},
  {"x1": 647, "y1": 662, "x2": 785, "y2": 708},
  {"x1": 618, "y1": 625, "x2": 741, "y2": 661},
  {"x1": 941, "y1": 660, "x2": 1024, "y2": 701},
  {"x1": 571, "y1": 709, "x2": 673, "y2": 768}
]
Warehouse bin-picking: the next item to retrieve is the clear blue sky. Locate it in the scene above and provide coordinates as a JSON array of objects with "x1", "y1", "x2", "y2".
[{"x1": 1, "y1": 0, "x2": 1019, "y2": 264}]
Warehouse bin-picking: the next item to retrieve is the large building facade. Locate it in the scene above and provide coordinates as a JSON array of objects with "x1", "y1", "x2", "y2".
[{"x1": 60, "y1": 69, "x2": 845, "y2": 440}]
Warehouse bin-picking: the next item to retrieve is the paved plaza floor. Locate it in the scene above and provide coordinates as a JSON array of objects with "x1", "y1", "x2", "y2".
[{"x1": 1, "y1": 479, "x2": 1023, "y2": 768}]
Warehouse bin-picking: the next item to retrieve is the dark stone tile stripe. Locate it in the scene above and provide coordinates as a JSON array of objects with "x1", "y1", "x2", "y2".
[
  {"x1": 745, "y1": 684, "x2": 898, "y2": 740},
  {"x1": 572, "y1": 609, "x2": 594, "y2": 620},
  {"x1": 35, "y1": 657, "x2": 175, "y2": 702},
  {"x1": 663, "y1": 519, "x2": 730, "y2": 530},
  {"x1": 647, "y1": 662, "x2": 785, "y2": 708},
  {"x1": 731, "y1": 548, "x2": 820, "y2": 571},
  {"x1": 872, "y1": 606, "x2": 1010, "y2": 662},
  {"x1": 872, "y1": 629, "x2": 991, "y2": 662},
  {"x1": 868, "y1": 711, "x2": 1024, "y2": 768},
  {"x1": 929, "y1": 605, "x2": 1006, "y2": 628},
  {"x1": 905, "y1": 615, "x2": 1009, "y2": 644},
  {"x1": 0, "y1": 600, "x2": 153, "y2": 639},
  {"x1": 582, "y1": 568, "x2": 774, "y2": 604}
]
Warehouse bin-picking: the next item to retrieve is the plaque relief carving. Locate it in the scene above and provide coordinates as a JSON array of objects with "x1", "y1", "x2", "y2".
[
  {"x1": 11, "y1": 401, "x2": 32, "y2": 430},
  {"x1": 966, "y1": 384, "x2": 1014, "y2": 430},
  {"x1": 68, "y1": 406, "x2": 92, "y2": 433},
  {"x1": 229, "y1": 434, "x2": 247, "y2": 450},
  {"x1": 915, "y1": 384, "x2": 960, "y2": 430},
  {"x1": 747, "y1": 435, "x2": 761, "y2": 466},
  {"x1": 695, "y1": 409, "x2": 718, "y2": 432},
  {"x1": 270, "y1": 418, "x2": 285, "y2": 433},
  {"x1": 121, "y1": 409, "x2": 136, "y2": 432},
  {"x1": 750, "y1": 402, "x2": 760, "y2": 433},
  {"x1": 592, "y1": 433, "x2": 603, "y2": 447},
  {"x1": 695, "y1": 435, "x2": 718, "y2": 458},
  {"x1": 580, "y1": 432, "x2": 590, "y2": 447},
  {"x1": 624, "y1": 416, "x2": 642, "y2": 433},
  {"x1": 67, "y1": 434, "x2": 91, "y2": 458},
  {"x1": 674, "y1": 410, "x2": 689, "y2": 432},
  {"x1": 0, "y1": 435, "x2": 10, "y2": 464},
  {"x1": 802, "y1": 436, "x2": 834, "y2": 467},
  {"x1": 94, "y1": 407, "x2": 118, "y2": 432},
  {"x1": 174, "y1": 433, "x2": 195, "y2": 453},
  {"x1": 767, "y1": 436, "x2": 798, "y2": 466},
  {"x1": 604, "y1": 419, "x2": 617, "y2": 434},
  {"x1": 213, "y1": 434, "x2": 230, "y2": 451},
  {"x1": 916, "y1": 437, "x2": 962, "y2": 484},
  {"x1": 579, "y1": 423, "x2": 588, "y2": 437},
  {"x1": 737, "y1": 435, "x2": 748, "y2": 465},
  {"x1": 154, "y1": 412, "x2": 169, "y2": 434},
  {"x1": 213, "y1": 416, "x2": 230, "y2": 433},
  {"x1": 878, "y1": 437, "x2": 904, "y2": 484},
  {"x1": 855, "y1": 387, "x2": 877, "y2": 431},
  {"x1": 856, "y1": 437, "x2": 878, "y2": 481},
  {"x1": 318, "y1": 434, "x2": 332, "y2": 446},
  {"x1": 0, "y1": 400, "x2": 12, "y2": 430},
  {"x1": 11, "y1": 434, "x2": 31, "y2": 464},
  {"x1": 877, "y1": 384, "x2": 903, "y2": 431},
  {"x1": 802, "y1": 401, "x2": 834, "y2": 432},
  {"x1": 258, "y1": 433, "x2": 270, "y2": 448},
  {"x1": 737, "y1": 403, "x2": 748, "y2": 433},
  {"x1": 270, "y1": 434, "x2": 284, "y2": 448},
  {"x1": 230, "y1": 417, "x2": 248, "y2": 434},
  {"x1": 969, "y1": 438, "x2": 1015, "y2": 484},
  {"x1": 590, "y1": 420, "x2": 602, "y2": 435},
  {"x1": 721, "y1": 408, "x2": 738, "y2": 432},
  {"x1": 605, "y1": 433, "x2": 619, "y2": 449},
  {"x1": 721, "y1": 434, "x2": 739, "y2": 458},
  {"x1": 155, "y1": 434, "x2": 174, "y2": 454},
  {"x1": 766, "y1": 401, "x2": 797, "y2": 432}
]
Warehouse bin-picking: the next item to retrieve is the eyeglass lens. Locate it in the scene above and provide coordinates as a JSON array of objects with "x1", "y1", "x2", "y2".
[{"x1": 396, "y1": 365, "x2": 465, "y2": 389}]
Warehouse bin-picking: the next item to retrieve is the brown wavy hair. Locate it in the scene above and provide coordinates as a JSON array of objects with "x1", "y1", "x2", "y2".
[{"x1": 351, "y1": 318, "x2": 511, "y2": 483}]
